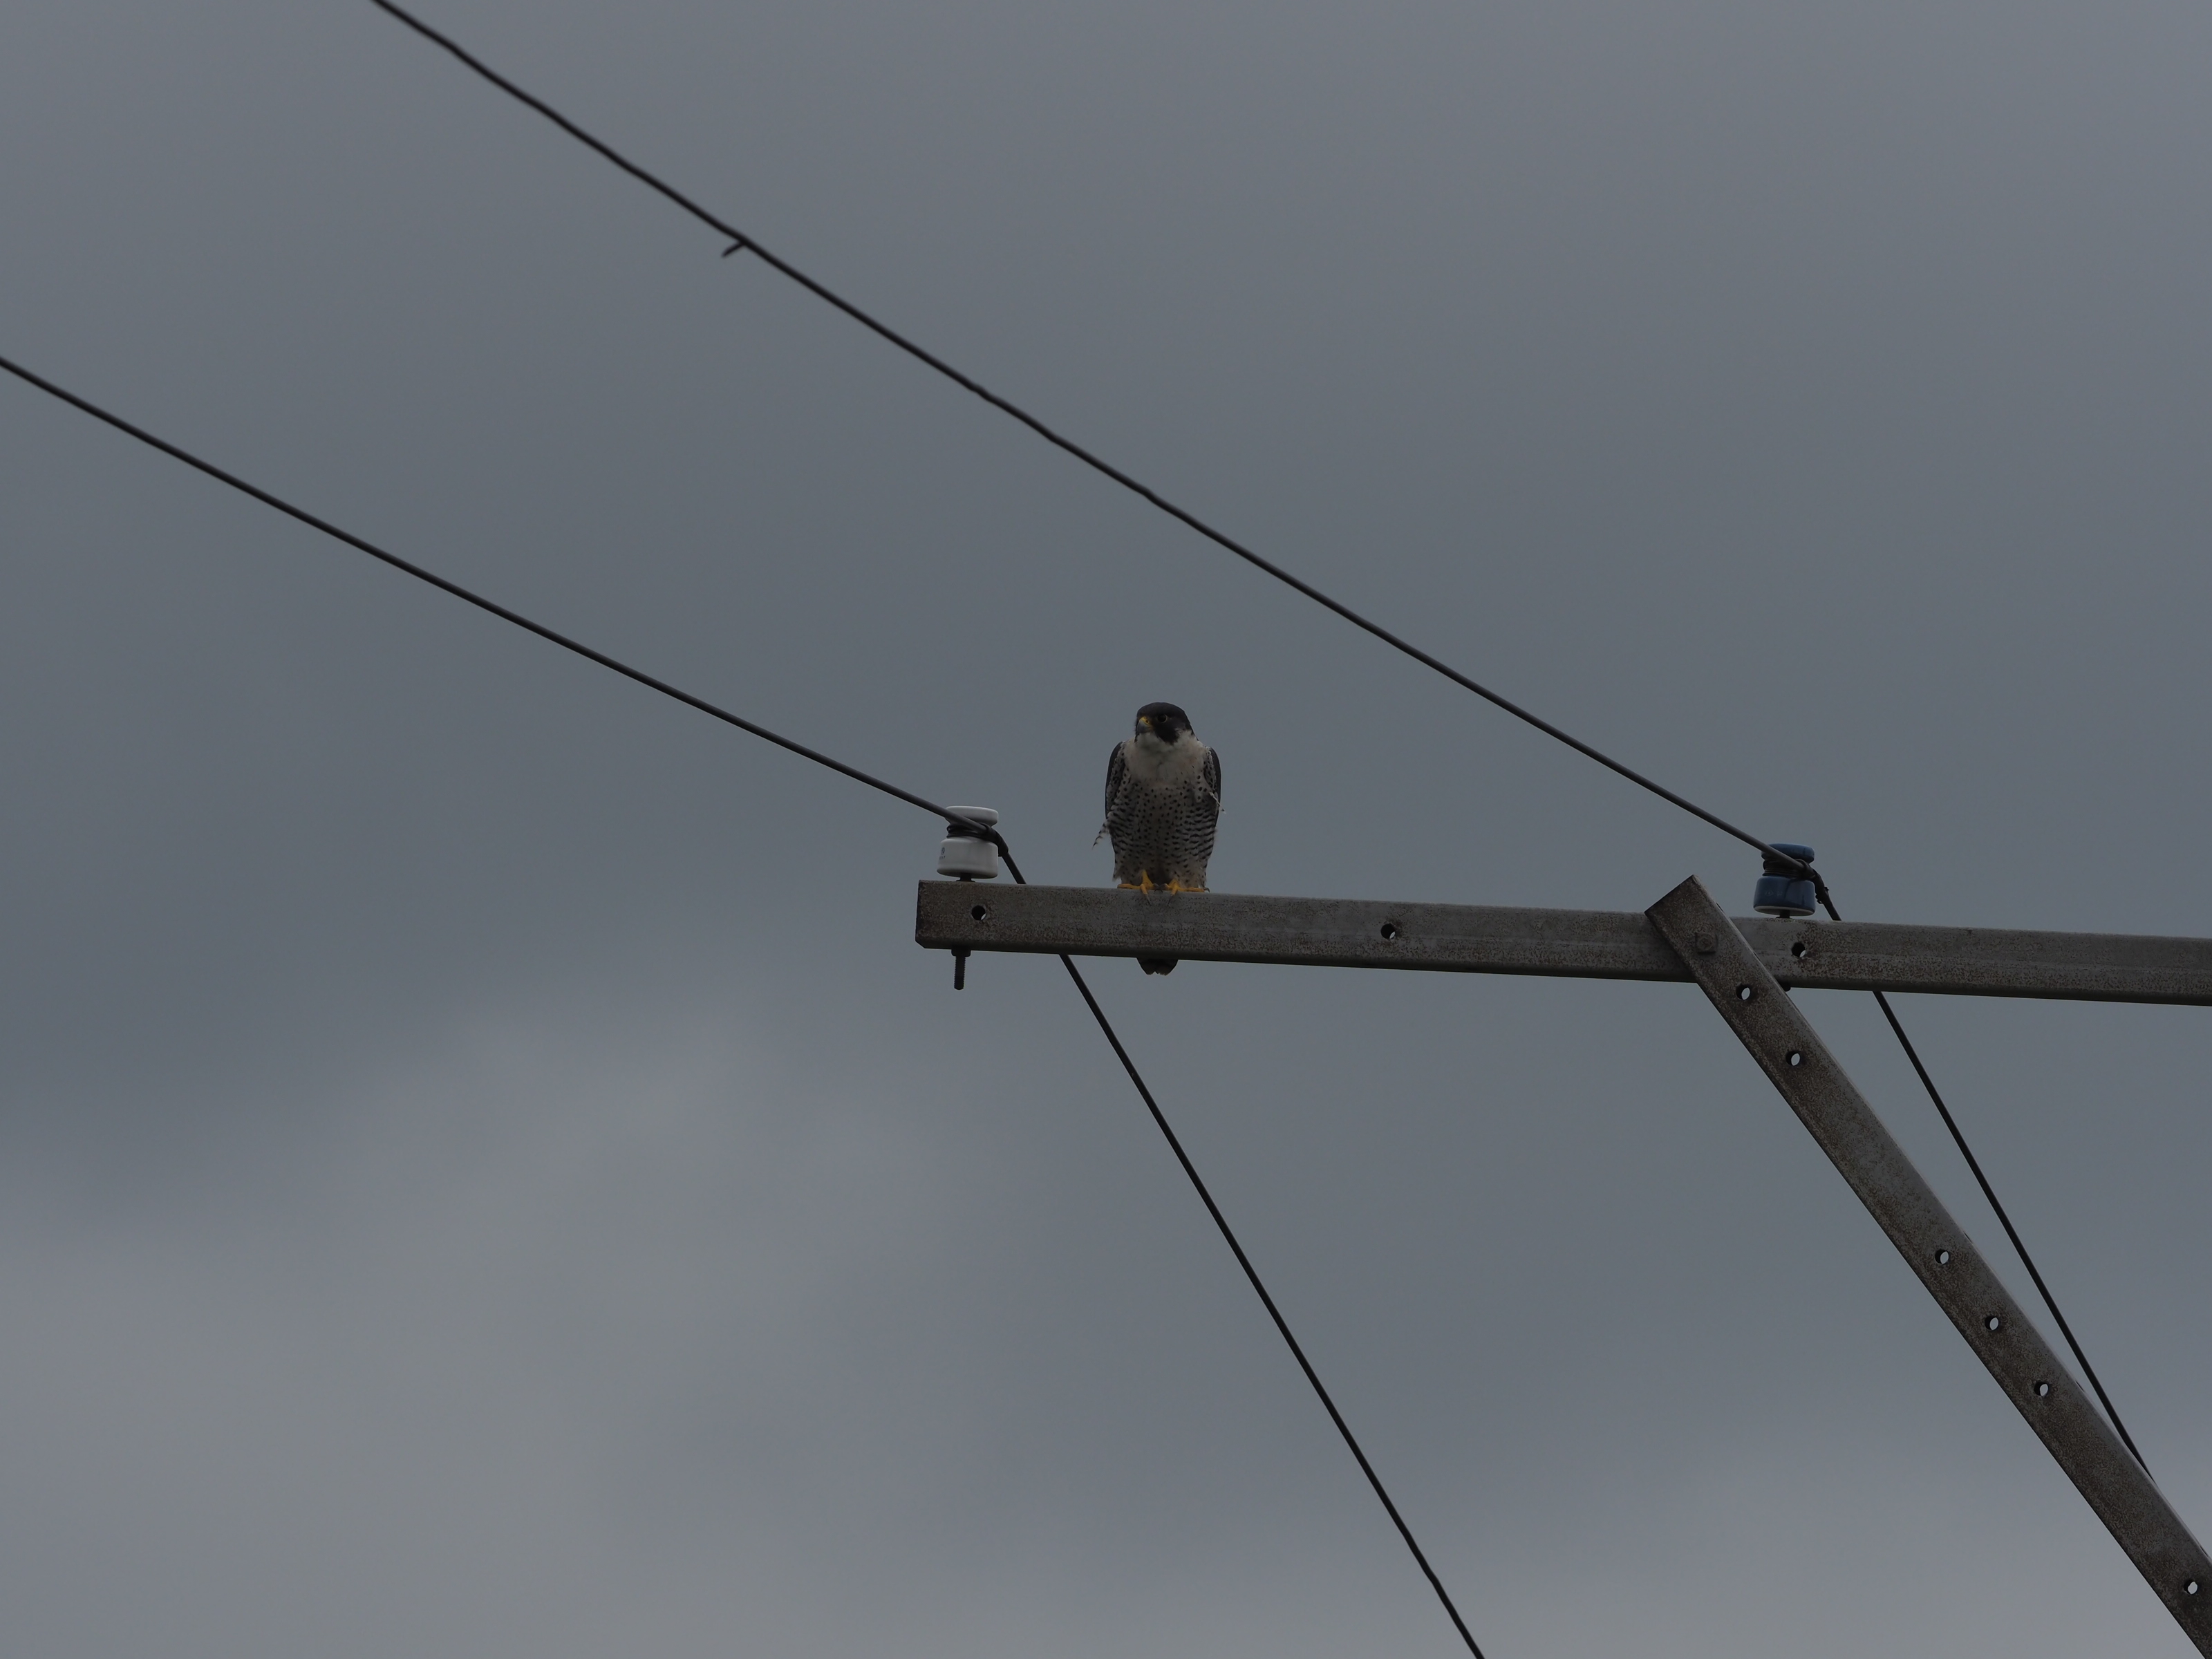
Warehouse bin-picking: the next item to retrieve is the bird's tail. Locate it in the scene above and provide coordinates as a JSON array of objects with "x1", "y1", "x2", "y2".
[{"x1": 1091, "y1": 822, "x2": 1109, "y2": 847}]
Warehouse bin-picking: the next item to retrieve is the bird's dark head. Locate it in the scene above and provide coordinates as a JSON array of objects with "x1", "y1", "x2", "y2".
[{"x1": 1134, "y1": 702, "x2": 1194, "y2": 742}]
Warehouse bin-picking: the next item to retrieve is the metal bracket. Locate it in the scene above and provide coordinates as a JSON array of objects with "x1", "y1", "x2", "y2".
[{"x1": 1647, "y1": 876, "x2": 2212, "y2": 1652}]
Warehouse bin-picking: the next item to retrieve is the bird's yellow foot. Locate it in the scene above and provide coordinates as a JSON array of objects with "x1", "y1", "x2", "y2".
[
  {"x1": 1163, "y1": 881, "x2": 1207, "y2": 894},
  {"x1": 1118, "y1": 882, "x2": 1142, "y2": 890}
]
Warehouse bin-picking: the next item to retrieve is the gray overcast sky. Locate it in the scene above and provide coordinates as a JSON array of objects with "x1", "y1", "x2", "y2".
[{"x1": 3, "y1": 0, "x2": 2209, "y2": 1653}]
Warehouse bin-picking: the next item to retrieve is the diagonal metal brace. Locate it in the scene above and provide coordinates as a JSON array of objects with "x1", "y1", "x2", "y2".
[{"x1": 1647, "y1": 877, "x2": 2212, "y2": 1652}]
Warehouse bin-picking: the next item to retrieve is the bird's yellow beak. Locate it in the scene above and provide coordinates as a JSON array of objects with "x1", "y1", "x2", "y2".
[{"x1": 1138, "y1": 715, "x2": 1153, "y2": 728}]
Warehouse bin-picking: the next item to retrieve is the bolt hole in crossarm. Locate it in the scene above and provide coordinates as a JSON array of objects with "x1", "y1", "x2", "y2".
[{"x1": 1380, "y1": 921, "x2": 1401, "y2": 941}]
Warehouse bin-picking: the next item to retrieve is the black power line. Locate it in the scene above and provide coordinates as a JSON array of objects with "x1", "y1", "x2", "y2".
[
  {"x1": 364, "y1": 0, "x2": 2150, "y2": 1470},
  {"x1": 1054, "y1": 950, "x2": 1487, "y2": 1658},
  {"x1": 1880, "y1": 999, "x2": 2149, "y2": 1470},
  {"x1": 0, "y1": 348, "x2": 1486, "y2": 1656},
  {"x1": 1791, "y1": 884, "x2": 2150, "y2": 1470},
  {"x1": 1868, "y1": 995, "x2": 2148, "y2": 1465},
  {"x1": 367, "y1": 0, "x2": 1810, "y2": 885},
  {"x1": 0, "y1": 353, "x2": 993, "y2": 845}
]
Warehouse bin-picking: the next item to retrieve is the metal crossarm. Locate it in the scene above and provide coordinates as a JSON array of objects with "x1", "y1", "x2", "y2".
[
  {"x1": 1646, "y1": 877, "x2": 2212, "y2": 1652},
  {"x1": 916, "y1": 883, "x2": 2212, "y2": 1006}
]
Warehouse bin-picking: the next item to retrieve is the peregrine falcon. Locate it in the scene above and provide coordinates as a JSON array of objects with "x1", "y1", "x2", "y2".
[{"x1": 1098, "y1": 702, "x2": 1221, "y2": 975}]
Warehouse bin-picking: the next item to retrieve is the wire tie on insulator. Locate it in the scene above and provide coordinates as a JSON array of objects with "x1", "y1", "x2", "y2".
[{"x1": 1753, "y1": 842, "x2": 1820, "y2": 919}]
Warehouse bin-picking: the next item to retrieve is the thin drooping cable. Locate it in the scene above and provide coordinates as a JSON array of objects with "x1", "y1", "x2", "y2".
[
  {"x1": 999, "y1": 843, "x2": 1485, "y2": 1655},
  {"x1": 0, "y1": 351, "x2": 992, "y2": 844},
  {"x1": 1050, "y1": 939, "x2": 1488, "y2": 1658},
  {"x1": 1810, "y1": 890, "x2": 2148, "y2": 1470},
  {"x1": 368, "y1": 0, "x2": 1810, "y2": 883},
  {"x1": 0, "y1": 348, "x2": 1488, "y2": 1653},
  {"x1": 1873, "y1": 989, "x2": 2148, "y2": 1470}
]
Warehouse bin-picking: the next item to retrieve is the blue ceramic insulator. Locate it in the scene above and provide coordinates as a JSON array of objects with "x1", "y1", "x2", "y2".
[{"x1": 1753, "y1": 841, "x2": 1818, "y2": 918}]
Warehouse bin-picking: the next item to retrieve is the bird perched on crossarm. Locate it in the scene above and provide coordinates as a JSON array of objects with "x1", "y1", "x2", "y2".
[{"x1": 1097, "y1": 702, "x2": 1221, "y2": 975}]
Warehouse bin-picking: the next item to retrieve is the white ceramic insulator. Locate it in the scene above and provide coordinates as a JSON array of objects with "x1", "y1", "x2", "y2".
[{"x1": 937, "y1": 805, "x2": 1000, "y2": 880}]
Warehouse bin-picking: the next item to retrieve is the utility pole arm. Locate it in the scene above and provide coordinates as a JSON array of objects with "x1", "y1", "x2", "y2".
[
  {"x1": 916, "y1": 883, "x2": 2212, "y2": 1006},
  {"x1": 1647, "y1": 876, "x2": 2212, "y2": 1652}
]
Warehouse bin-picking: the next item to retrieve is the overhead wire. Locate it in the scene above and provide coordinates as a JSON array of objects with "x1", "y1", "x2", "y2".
[
  {"x1": 1879, "y1": 991, "x2": 2148, "y2": 1470},
  {"x1": 364, "y1": 0, "x2": 2151, "y2": 1470},
  {"x1": 366, "y1": 0, "x2": 1808, "y2": 882},
  {"x1": 1058, "y1": 955, "x2": 1488, "y2": 1658},
  {"x1": 1814, "y1": 903, "x2": 2150, "y2": 1470},
  {"x1": 0, "y1": 348, "x2": 1486, "y2": 1656},
  {"x1": 0, "y1": 353, "x2": 994, "y2": 845}
]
